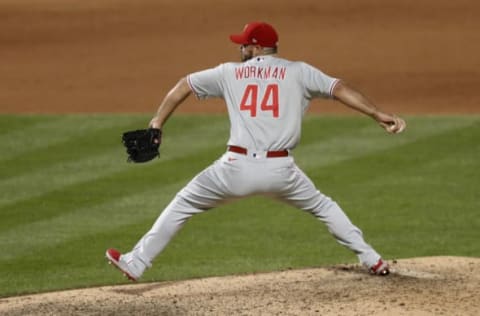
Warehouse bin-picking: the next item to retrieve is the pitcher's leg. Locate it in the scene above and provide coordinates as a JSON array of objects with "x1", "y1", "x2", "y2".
[
  {"x1": 129, "y1": 195, "x2": 204, "y2": 271},
  {"x1": 118, "y1": 162, "x2": 229, "y2": 279},
  {"x1": 311, "y1": 195, "x2": 381, "y2": 267},
  {"x1": 280, "y1": 165, "x2": 381, "y2": 267}
]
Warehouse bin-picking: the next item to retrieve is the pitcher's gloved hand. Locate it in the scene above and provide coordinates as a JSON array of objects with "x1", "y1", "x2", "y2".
[{"x1": 122, "y1": 128, "x2": 161, "y2": 163}]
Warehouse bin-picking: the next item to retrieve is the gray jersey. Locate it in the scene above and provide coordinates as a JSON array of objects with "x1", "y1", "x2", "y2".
[{"x1": 187, "y1": 56, "x2": 339, "y2": 150}]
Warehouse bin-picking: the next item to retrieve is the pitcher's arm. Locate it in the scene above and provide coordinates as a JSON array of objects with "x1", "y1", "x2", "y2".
[
  {"x1": 149, "y1": 78, "x2": 192, "y2": 129},
  {"x1": 332, "y1": 80, "x2": 406, "y2": 134}
]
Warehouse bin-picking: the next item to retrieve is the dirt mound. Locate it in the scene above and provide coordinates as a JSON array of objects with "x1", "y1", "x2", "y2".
[{"x1": 1, "y1": 256, "x2": 478, "y2": 316}]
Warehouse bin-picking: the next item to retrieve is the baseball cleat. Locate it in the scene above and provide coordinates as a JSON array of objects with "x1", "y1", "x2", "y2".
[
  {"x1": 369, "y1": 258, "x2": 390, "y2": 276},
  {"x1": 105, "y1": 248, "x2": 138, "y2": 282}
]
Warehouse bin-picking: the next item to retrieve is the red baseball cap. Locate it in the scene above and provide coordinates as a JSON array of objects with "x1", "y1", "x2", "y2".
[{"x1": 229, "y1": 22, "x2": 279, "y2": 48}]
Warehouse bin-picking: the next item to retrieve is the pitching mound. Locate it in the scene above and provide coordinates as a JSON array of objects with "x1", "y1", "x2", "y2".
[{"x1": 1, "y1": 256, "x2": 478, "y2": 316}]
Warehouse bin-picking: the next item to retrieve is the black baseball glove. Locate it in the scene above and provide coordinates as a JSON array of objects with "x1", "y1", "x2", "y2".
[{"x1": 122, "y1": 128, "x2": 162, "y2": 163}]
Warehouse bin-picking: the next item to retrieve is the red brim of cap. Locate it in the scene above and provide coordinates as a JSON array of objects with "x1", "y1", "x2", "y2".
[{"x1": 229, "y1": 34, "x2": 248, "y2": 45}]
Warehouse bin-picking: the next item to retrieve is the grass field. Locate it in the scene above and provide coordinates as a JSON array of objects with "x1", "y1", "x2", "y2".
[{"x1": 0, "y1": 114, "x2": 478, "y2": 298}]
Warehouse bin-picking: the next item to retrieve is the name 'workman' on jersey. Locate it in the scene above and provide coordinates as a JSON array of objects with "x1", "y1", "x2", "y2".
[{"x1": 235, "y1": 65, "x2": 287, "y2": 80}]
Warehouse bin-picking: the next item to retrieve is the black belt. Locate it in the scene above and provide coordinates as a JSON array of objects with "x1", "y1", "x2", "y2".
[{"x1": 228, "y1": 145, "x2": 289, "y2": 158}]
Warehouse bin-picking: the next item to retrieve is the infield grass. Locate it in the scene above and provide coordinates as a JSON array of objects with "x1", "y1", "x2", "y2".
[{"x1": 0, "y1": 114, "x2": 479, "y2": 297}]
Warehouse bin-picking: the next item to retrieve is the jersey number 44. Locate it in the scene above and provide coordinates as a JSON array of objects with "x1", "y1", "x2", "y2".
[{"x1": 240, "y1": 84, "x2": 279, "y2": 118}]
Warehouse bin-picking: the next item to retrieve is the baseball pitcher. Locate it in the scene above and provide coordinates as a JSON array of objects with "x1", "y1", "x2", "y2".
[{"x1": 106, "y1": 21, "x2": 406, "y2": 281}]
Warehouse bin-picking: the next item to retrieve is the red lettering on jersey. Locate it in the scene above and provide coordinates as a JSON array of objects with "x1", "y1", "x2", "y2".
[
  {"x1": 257, "y1": 67, "x2": 264, "y2": 78},
  {"x1": 271, "y1": 67, "x2": 278, "y2": 79},
  {"x1": 239, "y1": 84, "x2": 258, "y2": 117},
  {"x1": 260, "y1": 84, "x2": 279, "y2": 117},
  {"x1": 240, "y1": 84, "x2": 279, "y2": 118},
  {"x1": 264, "y1": 67, "x2": 271, "y2": 79},
  {"x1": 234, "y1": 66, "x2": 286, "y2": 80},
  {"x1": 235, "y1": 67, "x2": 244, "y2": 79}
]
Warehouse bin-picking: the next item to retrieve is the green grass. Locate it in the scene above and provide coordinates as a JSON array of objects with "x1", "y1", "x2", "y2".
[{"x1": 0, "y1": 114, "x2": 479, "y2": 297}]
